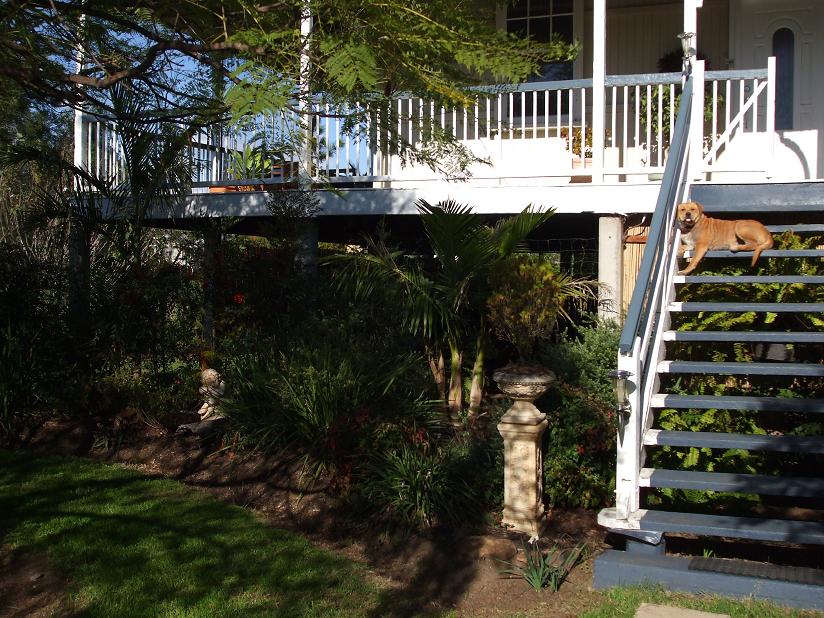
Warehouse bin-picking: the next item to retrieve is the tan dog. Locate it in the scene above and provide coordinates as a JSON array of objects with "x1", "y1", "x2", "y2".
[{"x1": 676, "y1": 201, "x2": 773, "y2": 275}]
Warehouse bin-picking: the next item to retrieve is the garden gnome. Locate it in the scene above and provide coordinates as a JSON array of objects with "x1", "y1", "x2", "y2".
[{"x1": 197, "y1": 368, "x2": 225, "y2": 420}]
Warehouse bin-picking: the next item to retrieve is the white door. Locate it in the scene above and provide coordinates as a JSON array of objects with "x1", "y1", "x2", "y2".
[{"x1": 730, "y1": 0, "x2": 824, "y2": 177}]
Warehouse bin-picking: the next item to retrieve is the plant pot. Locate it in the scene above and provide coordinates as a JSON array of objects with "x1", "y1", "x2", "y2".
[
  {"x1": 570, "y1": 157, "x2": 593, "y2": 184},
  {"x1": 208, "y1": 184, "x2": 265, "y2": 193}
]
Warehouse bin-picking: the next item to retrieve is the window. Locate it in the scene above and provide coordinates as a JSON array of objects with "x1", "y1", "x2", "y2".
[
  {"x1": 506, "y1": 0, "x2": 574, "y2": 82},
  {"x1": 772, "y1": 27, "x2": 794, "y2": 130}
]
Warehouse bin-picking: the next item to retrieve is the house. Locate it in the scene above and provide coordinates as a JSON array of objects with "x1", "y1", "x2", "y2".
[
  {"x1": 75, "y1": 0, "x2": 824, "y2": 317},
  {"x1": 75, "y1": 2, "x2": 824, "y2": 606}
]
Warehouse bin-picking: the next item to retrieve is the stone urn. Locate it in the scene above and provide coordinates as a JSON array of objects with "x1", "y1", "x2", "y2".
[
  {"x1": 494, "y1": 364, "x2": 556, "y2": 537},
  {"x1": 493, "y1": 365, "x2": 556, "y2": 423}
]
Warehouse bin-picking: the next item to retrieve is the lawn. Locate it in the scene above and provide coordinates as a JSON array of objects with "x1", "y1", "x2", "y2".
[
  {"x1": 2, "y1": 449, "x2": 821, "y2": 618},
  {"x1": 0, "y1": 449, "x2": 381, "y2": 617}
]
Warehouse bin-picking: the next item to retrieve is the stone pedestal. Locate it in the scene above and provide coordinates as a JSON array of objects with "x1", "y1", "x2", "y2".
[
  {"x1": 493, "y1": 366, "x2": 554, "y2": 537},
  {"x1": 498, "y1": 407, "x2": 548, "y2": 536}
]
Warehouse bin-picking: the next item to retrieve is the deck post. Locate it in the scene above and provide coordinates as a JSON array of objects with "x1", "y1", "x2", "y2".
[
  {"x1": 683, "y1": 0, "x2": 702, "y2": 54},
  {"x1": 766, "y1": 56, "x2": 776, "y2": 179},
  {"x1": 598, "y1": 215, "x2": 624, "y2": 320},
  {"x1": 592, "y1": 0, "x2": 606, "y2": 184},
  {"x1": 202, "y1": 227, "x2": 220, "y2": 352}
]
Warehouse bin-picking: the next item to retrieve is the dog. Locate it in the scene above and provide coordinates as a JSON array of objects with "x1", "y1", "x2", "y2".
[{"x1": 676, "y1": 201, "x2": 773, "y2": 275}]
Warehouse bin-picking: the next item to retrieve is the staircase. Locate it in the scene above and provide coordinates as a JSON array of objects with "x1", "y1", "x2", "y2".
[{"x1": 594, "y1": 184, "x2": 824, "y2": 609}]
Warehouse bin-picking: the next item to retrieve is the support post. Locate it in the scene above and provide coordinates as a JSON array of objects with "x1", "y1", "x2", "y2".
[
  {"x1": 766, "y1": 56, "x2": 776, "y2": 179},
  {"x1": 299, "y1": 4, "x2": 314, "y2": 180},
  {"x1": 683, "y1": 0, "x2": 702, "y2": 55},
  {"x1": 592, "y1": 0, "x2": 606, "y2": 184},
  {"x1": 202, "y1": 227, "x2": 220, "y2": 356},
  {"x1": 598, "y1": 215, "x2": 624, "y2": 320},
  {"x1": 294, "y1": 219, "x2": 319, "y2": 275}
]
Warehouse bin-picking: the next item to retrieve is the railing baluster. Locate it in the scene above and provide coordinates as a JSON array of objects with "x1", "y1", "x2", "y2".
[
  {"x1": 581, "y1": 87, "x2": 587, "y2": 165},
  {"x1": 645, "y1": 84, "x2": 652, "y2": 168},
  {"x1": 610, "y1": 85, "x2": 617, "y2": 150},
  {"x1": 634, "y1": 84, "x2": 640, "y2": 154},
  {"x1": 622, "y1": 86, "x2": 628, "y2": 169},
  {"x1": 564, "y1": 89, "x2": 571, "y2": 155},
  {"x1": 656, "y1": 84, "x2": 663, "y2": 167},
  {"x1": 556, "y1": 89, "x2": 562, "y2": 144},
  {"x1": 541, "y1": 90, "x2": 547, "y2": 138},
  {"x1": 497, "y1": 92, "x2": 502, "y2": 140},
  {"x1": 753, "y1": 78, "x2": 759, "y2": 132},
  {"x1": 474, "y1": 96, "x2": 479, "y2": 140}
]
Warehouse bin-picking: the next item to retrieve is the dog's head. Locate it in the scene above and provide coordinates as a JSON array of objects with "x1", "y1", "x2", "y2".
[{"x1": 676, "y1": 201, "x2": 704, "y2": 232}]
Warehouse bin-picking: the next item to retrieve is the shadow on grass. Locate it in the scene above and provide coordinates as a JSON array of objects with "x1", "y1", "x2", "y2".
[{"x1": 0, "y1": 450, "x2": 379, "y2": 617}]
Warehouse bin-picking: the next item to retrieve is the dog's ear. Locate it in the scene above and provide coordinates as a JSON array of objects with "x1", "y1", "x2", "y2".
[{"x1": 694, "y1": 201, "x2": 704, "y2": 215}]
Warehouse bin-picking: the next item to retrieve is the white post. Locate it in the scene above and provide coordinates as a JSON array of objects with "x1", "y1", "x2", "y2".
[
  {"x1": 73, "y1": 16, "x2": 86, "y2": 174},
  {"x1": 690, "y1": 59, "x2": 705, "y2": 180},
  {"x1": 614, "y1": 350, "x2": 641, "y2": 519},
  {"x1": 598, "y1": 215, "x2": 624, "y2": 320},
  {"x1": 592, "y1": 0, "x2": 606, "y2": 184},
  {"x1": 683, "y1": 0, "x2": 702, "y2": 55},
  {"x1": 299, "y1": 4, "x2": 314, "y2": 180},
  {"x1": 766, "y1": 56, "x2": 776, "y2": 179}
]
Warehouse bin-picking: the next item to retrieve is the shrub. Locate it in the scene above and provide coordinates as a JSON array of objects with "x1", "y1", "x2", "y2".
[
  {"x1": 537, "y1": 319, "x2": 620, "y2": 508},
  {"x1": 358, "y1": 441, "x2": 479, "y2": 529},
  {"x1": 224, "y1": 335, "x2": 433, "y2": 480}
]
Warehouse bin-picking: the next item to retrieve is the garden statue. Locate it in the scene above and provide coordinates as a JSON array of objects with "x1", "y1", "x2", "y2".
[{"x1": 196, "y1": 368, "x2": 225, "y2": 421}]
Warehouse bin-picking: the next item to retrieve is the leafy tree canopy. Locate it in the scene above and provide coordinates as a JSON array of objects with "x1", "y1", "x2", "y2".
[{"x1": 0, "y1": 0, "x2": 576, "y2": 124}]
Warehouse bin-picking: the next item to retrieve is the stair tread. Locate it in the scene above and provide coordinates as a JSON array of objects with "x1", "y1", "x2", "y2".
[
  {"x1": 639, "y1": 468, "x2": 824, "y2": 496},
  {"x1": 650, "y1": 394, "x2": 824, "y2": 413},
  {"x1": 766, "y1": 224, "x2": 824, "y2": 233},
  {"x1": 670, "y1": 302, "x2": 824, "y2": 312},
  {"x1": 599, "y1": 507, "x2": 824, "y2": 544},
  {"x1": 644, "y1": 430, "x2": 824, "y2": 453},
  {"x1": 682, "y1": 249, "x2": 824, "y2": 258},
  {"x1": 674, "y1": 275, "x2": 824, "y2": 284},
  {"x1": 658, "y1": 361, "x2": 824, "y2": 376},
  {"x1": 663, "y1": 331, "x2": 824, "y2": 342}
]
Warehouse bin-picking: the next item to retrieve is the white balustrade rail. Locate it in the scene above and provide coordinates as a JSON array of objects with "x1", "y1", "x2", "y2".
[{"x1": 75, "y1": 65, "x2": 775, "y2": 188}]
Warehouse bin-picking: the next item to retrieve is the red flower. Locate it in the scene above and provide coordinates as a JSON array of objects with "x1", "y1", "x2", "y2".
[
  {"x1": 576, "y1": 445, "x2": 585, "y2": 456},
  {"x1": 232, "y1": 293, "x2": 245, "y2": 305}
]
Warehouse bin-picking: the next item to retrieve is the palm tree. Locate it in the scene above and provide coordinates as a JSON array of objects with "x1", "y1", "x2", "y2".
[{"x1": 332, "y1": 199, "x2": 554, "y2": 424}]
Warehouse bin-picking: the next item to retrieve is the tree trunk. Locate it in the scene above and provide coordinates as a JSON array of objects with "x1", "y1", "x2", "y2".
[
  {"x1": 447, "y1": 345, "x2": 463, "y2": 426},
  {"x1": 427, "y1": 347, "x2": 447, "y2": 405},
  {"x1": 467, "y1": 333, "x2": 485, "y2": 422}
]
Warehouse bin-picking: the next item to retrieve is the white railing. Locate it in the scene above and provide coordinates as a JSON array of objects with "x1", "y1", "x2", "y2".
[
  {"x1": 611, "y1": 73, "x2": 696, "y2": 520},
  {"x1": 76, "y1": 64, "x2": 775, "y2": 188}
]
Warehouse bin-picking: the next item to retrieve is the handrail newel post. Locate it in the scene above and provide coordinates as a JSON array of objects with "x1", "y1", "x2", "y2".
[{"x1": 690, "y1": 59, "x2": 705, "y2": 180}]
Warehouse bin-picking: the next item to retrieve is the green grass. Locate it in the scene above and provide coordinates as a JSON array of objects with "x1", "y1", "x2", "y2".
[
  {"x1": 581, "y1": 585, "x2": 822, "y2": 618},
  {"x1": 0, "y1": 449, "x2": 381, "y2": 617}
]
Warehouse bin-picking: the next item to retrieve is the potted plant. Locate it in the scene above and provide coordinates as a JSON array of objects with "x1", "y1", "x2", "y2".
[
  {"x1": 560, "y1": 127, "x2": 593, "y2": 183},
  {"x1": 487, "y1": 254, "x2": 599, "y2": 412},
  {"x1": 209, "y1": 144, "x2": 277, "y2": 193}
]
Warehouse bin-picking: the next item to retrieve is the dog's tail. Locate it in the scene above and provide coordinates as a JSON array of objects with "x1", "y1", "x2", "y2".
[{"x1": 751, "y1": 234, "x2": 774, "y2": 267}]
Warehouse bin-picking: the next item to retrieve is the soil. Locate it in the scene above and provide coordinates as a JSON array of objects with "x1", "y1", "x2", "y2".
[{"x1": 12, "y1": 417, "x2": 610, "y2": 617}]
